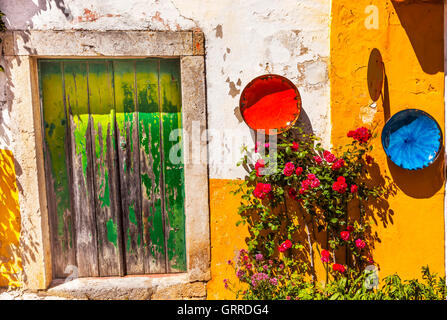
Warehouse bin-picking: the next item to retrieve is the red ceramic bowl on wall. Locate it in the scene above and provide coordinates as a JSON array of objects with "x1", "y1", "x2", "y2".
[{"x1": 239, "y1": 74, "x2": 302, "y2": 135}]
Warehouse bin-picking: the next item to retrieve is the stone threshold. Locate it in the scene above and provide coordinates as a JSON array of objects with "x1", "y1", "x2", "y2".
[{"x1": 46, "y1": 273, "x2": 207, "y2": 300}]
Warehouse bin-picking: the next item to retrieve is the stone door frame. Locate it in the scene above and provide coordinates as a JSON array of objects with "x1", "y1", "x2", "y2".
[{"x1": 1, "y1": 30, "x2": 210, "y2": 291}]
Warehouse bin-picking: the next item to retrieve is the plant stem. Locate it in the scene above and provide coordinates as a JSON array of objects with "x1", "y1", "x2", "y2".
[{"x1": 304, "y1": 215, "x2": 316, "y2": 283}]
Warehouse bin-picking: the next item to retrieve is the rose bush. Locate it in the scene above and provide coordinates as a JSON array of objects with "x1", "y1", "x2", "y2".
[{"x1": 226, "y1": 123, "x2": 446, "y2": 300}]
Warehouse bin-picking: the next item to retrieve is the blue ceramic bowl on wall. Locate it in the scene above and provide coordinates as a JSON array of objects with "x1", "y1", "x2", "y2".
[{"x1": 381, "y1": 109, "x2": 442, "y2": 170}]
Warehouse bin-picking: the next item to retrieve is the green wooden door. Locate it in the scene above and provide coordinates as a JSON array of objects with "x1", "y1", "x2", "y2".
[{"x1": 39, "y1": 59, "x2": 186, "y2": 278}]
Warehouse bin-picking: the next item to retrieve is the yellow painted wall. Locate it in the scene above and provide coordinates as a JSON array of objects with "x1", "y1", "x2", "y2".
[
  {"x1": 206, "y1": 179, "x2": 250, "y2": 299},
  {"x1": 207, "y1": 0, "x2": 446, "y2": 299},
  {"x1": 206, "y1": 182, "x2": 334, "y2": 298},
  {"x1": 0, "y1": 0, "x2": 445, "y2": 295},
  {"x1": 330, "y1": 0, "x2": 445, "y2": 280},
  {"x1": 0, "y1": 149, "x2": 22, "y2": 287}
]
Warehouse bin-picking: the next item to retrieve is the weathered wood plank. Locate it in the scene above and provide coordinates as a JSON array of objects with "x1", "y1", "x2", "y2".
[
  {"x1": 41, "y1": 58, "x2": 186, "y2": 277},
  {"x1": 40, "y1": 61, "x2": 76, "y2": 278},
  {"x1": 64, "y1": 61, "x2": 99, "y2": 277},
  {"x1": 88, "y1": 61, "x2": 125, "y2": 276},
  {"x1": 136, "y1": 60, "x2": 166, "y2": 274},
  {"x1": 159, "y1": 59, "x2": 186, "y2": 272},
  {"x1": 113, "y1": 60, "x2": 144, "y2": 274}
]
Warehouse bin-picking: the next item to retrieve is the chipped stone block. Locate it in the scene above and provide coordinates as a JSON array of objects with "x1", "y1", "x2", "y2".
[
  {"x1": 13, "y1": 30, "x2": 194, "y2": 56},
  {"x1": 193, "y1": 31, "x2": 205, "y2": 56},
  {"x1": 151, "y1": 282, "x2": 207, "y2": 300}
]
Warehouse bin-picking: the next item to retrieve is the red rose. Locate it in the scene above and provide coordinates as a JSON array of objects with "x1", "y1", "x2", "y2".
[
  {"x1": 331, "y1": 158, "x2": 345, "y2": 171},
  {"x1": 340, "y1": 231, "x2": 350, "y2": 241},
  {"x1": 332, "y1": 181, "x2": 347, "y2": 193},
  {"x1": 346, "y1": 225, "x2": 354, "y2": 232},
  {"x1": 253, "y1": 188, "x2": 265, "y2": 199},
  {"x1": 301, "y1": 179, "x2": 311, "y2": 189},
  {"x1": 307, "y1": 173, "x2": 316, "y2": 180},
  {"x1": 347, "y1": 127, "x2": 371, "y2": 144},
  {"x1": 321, "y1": 249, "x2": 331, "y2": 263},
  {"x1": 279, "y1": 239, "x2": 292, "y2": 252},
  {"x1": 262, "y1": 183, "x2": 272, "y2": 194},
  {"x1": 253, "y1": 183, "x2": 272, "y2": 199},
  {"x1": 314, "y1": 156, "x2": 323, "y2": 164},
  {"x1": 332, "y1": 176, "x2": 347, "y2": 193},
  {"x1": 323, "y1": 150, "x2": 336, "y2": 163},
  {"x1": 291, "y1": 142, "x2": 299, "y2": 151},
  {"x1": 255, "y1": 159, "x2": 265, "y2": 177},
  {"x1": 332, "y1": 263, "x2": 346, "y2": 273},
  {"x1": 355, "y1": 239, "x2": 366, "y2": 249},
  {"x1": 283, "y1": 162, "x2": 295, "y2": 176},
  {"x1": 295, "y1": 166, "x2": 303, "y2": 176},
  {"x1": 350, "y1": 184, "x2": 358, "y2": 193},
  {"x1": 310, "y1": 179, "x2": 320, "y2": 188},
  {"x1": 255, "y1": 159, "x2": 265, "y2": 169}
]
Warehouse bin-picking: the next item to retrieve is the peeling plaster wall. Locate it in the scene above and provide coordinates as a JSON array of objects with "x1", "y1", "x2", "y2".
[
  {"x1": 0, "y1": 0, "x2": 332, "y2": 295},
  {"x1": 1, "y1": 0, "x2": 332, "y2": 180}
]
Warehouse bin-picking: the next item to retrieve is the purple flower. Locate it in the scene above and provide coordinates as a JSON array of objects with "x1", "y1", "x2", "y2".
[
  {"x1": 255, "y1": 253, "x2": 264, "y2": 261},
  {"x1": 269, "y1": 278, "x2": 278, "y2": 286},
  {"x1": 251, "y1": 272, "x2": 270, "y2": 288},
  {"x1": 236, "y1": 269, "x2": 245, "y2": 279}
]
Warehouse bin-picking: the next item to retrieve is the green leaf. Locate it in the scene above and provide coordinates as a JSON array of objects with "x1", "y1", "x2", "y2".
[{"x1": 330, "y1": 293, "x2": 341, "y2": 300}]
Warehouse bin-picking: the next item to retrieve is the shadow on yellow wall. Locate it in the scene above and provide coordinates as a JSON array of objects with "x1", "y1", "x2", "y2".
[
  {"x1": 0, "y1": 149, "x2": 22, "y2": 287},
  {"x1": 331, "y1": 0, "x2": 445, "y2": 280},
  {"x1": 391, "y1": 0, "x2": 443, "y2": 75},
  {"x1": 387, "y1": 151, "x2": 444, "y2": 198},
  {"x1": 368, "y1": 45, "x2": 445, "y2": 199}
]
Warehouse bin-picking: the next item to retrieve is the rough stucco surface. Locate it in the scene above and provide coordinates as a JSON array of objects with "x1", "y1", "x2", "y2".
[
  {"x1": 0, "y1": 0, "x2": 331, "y2": 180},
  {"x1": 331, "y1": 0, "x2": 445, "y2": 280},
  {"x1": 0, "y1": 0, "x2": 332, "y2": 298}
]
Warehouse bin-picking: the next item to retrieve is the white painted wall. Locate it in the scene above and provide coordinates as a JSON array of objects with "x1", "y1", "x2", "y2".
[{"x1": 0, "y1": 0, "x2": 331, "y2": 179}]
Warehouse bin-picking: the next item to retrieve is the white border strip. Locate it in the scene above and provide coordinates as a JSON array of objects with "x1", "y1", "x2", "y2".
[{"x1": 444, "y1": 0, "x2": 447, "y2": 281}]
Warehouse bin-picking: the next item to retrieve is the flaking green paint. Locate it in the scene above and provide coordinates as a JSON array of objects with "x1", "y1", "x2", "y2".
[
  {"x1": 129, "y1": 203, "x2": 137, "y2": 226},
  {"x1": 40, "y1": 58, "x2": 186, "y2": 274},
  {"x1": 98, "y1": 170, "x2": 110, "y2": 208},
  {"x1": 39, "y1": 61, "x2": 72, "y2": 242},
  {"x1": 106, "y1": 219, "x2": 118, "y2": 248},
  {"x1": 160, "y1": 60, "x2": 186, "y2": 271},
  {"x1": 114, "y1": 61, "x2": 137, "y2": 171},
  {"x1": 136, "y1": 60, "x2": 167, "y2": 262}
]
